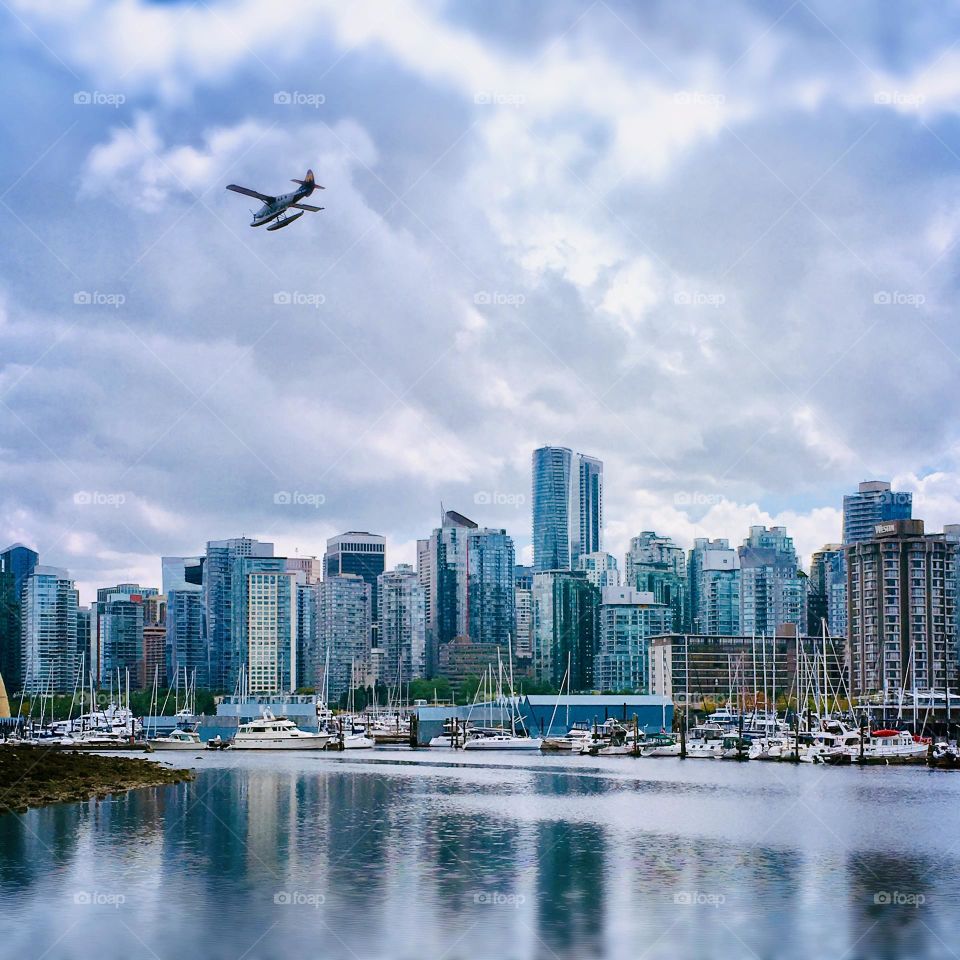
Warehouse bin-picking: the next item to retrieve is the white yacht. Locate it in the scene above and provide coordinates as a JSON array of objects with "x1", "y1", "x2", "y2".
[
  {"x1": 231, "y1": 711, "x2": 330, "y2": 750},
  {"x1": 684, "y1": 723, "x2": 726, "y2": 759},
  {"x1": 148, "y1": 728, "x2": 202, "y2": 751},
  {"x1": 541, "y1": 727, "x2": 592, "y2": 752},
  {"x1": 463, "y1": 732, "x2": 543, "y2": 751}
]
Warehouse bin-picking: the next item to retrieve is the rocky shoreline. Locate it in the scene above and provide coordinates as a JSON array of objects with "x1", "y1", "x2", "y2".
[{"x1": 0, "y1": 748, "x2": 194, "y2": 815}]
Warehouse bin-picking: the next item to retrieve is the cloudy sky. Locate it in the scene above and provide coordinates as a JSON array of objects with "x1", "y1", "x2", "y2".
[{"x1": 2, "y1": 0, "x2": 960, "y2": 601}]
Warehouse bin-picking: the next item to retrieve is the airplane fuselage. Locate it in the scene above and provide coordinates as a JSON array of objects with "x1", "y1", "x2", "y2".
[{"x1": 251, "y1": 185, "x2": 311, "y2": 227}]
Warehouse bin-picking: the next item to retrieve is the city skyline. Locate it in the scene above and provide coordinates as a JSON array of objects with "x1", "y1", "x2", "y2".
[{"x1": 4, "y1": 4, "x2": 960, "y2": 610}]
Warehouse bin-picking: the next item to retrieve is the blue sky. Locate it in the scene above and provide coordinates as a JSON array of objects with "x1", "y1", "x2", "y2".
[{"x1": 2, "y1": 0, "x2": 960, "y2": 599}]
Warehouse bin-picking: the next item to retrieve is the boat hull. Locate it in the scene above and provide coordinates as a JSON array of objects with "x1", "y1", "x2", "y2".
[
  {"x1": 463, "y1": 738, "x2": 543, "y2": 751},
  {"x1": 231, "y1": 737, "x2": 330, "y2": 750}
]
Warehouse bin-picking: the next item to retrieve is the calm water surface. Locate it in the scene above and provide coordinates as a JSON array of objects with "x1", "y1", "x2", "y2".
[{"x1": 2, "y1": 749, "x2": 959, "y2": 959}]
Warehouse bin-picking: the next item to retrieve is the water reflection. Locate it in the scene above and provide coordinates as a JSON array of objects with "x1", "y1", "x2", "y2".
[{"x1": 1, "y1": 757, "x2": 959, "y2": 960}]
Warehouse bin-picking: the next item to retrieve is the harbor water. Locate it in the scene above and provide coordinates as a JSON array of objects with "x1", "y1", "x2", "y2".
[{"x1": 2, "y1": 749, "x2": 959, "y2": 959}]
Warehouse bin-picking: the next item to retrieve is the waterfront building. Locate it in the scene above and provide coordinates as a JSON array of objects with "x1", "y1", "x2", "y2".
[
  {"x1": 97, "y1": 584, "x2": 158, "y2": 688},
  {"x1": 847, "y1": 519, "x2": 957, "y2": 697},
  {"x1": 294, "y1": 580, "x2": 318, "y2": 690},
  {"x1": 594, "y1": 587, "x2": 672, "y2": 693},
  {"x1": 0, "y1": 543, "x2": 38, "y2": 691},
  {"x1": 378, "y1": 564, "x2": 426, "y2": 688},
  {"x1": 515, "y1": 585, "x2": 533, "y2": 658},
  {"x1": 945, "y1": 525, "x2": 960, "y2": 667},
  {"x1": 204, "y1": 538, "x2": 274, "y2": 691},
  {"x1": 843, "y1": 480, "x2": 912, "y2": 546},
  {"x1": 532, "y1": 446, "x2": 603, "y2": 572},
  {"x1": 688, "y1": 538, "x2": 740, "y2": 635},
  {"x1": 166, "y1": 587, "x2": 206, "y2": 688},
  {"x1": 76, "y1": 606, "x2": 93, "y2": 675},
  {"x1": 738, "y1": 526, "x2": 807, "y2": 636},
  {"x1": 532, "y1": 570, "x2": 599, "y2": 690},
  {"x1": 649, "y1": 632, "x2": 847, "y2": 705},
  {"x1": 624, "y1": 532, "x2": 687, "y2": 632},
  {"x1": 577, "y1": 551, "x2": 620, "y2": 590},
  {"x1": 318, "y1": 574, "x2": 372, "y2": 702},
  {"x1": 21, "y1": 566, "x2": 79, "y2": 695},
  {"x1": 421, "y1": 510, "x2": 476, "y2": 676},
  {"x1": 436, "y1": 635, "x2": 504, "y2": 692}
]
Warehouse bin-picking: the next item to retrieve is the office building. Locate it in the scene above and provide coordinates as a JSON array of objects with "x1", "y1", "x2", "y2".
[
  {"x1": 847, "y1": 519, "x2": 957, "y2": 697},
  {"x1": 532, "y1": 570, "x2": 599, "y2": 690},
  {"x1": 324, "y1": 533, "x2": 385, "y2": 652},
  {"x1": 378, "y1": 564, "x2": 426, "y2": 687},
  {"x1": 98, "y1": 584, "x2": 158, "y2": 689},
  {"x1": 809, "y1": 544, "x2": 847, "y2": 637},
  {"x1": 465, "y1": 527, "x2": 516, "y2": 647},
  {"x1": 21, "y1": 566, "x2": 79, "y2": 694},
  {"x1": 843, "y1": 480, "x2": 912, "y2": 545},
  {"x1": 738, "y1": 526, "x2": 807, "y2": 636},
  {"x1": 571, "y1": 454, "x2": 604, "y2": 569},
  {"x1": 142, "y1": 594, "x2": 166, "y2": 687},
  {"x1": 594, "y1": 587, "x2": 672, "y2": 693},
  {"x1": 688, "y1": 538, "x2": 741, "y2": 635},
  {"x1": 166, "y1": 587, "x2": 206, "y2": 688}
]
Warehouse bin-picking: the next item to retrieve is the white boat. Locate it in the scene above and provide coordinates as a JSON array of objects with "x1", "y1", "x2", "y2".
[
  {"x1": 148, "y1": 728, "x2": 202, "y2": 751},
  {"x1": 641, "y1": 734, "x2": 680, "y2": 757},
  {"x1": 231, "y1": 711, "x2": 330, "y2": 750},
  {"x1": 684, "y1": 723, "x2": 726, "y2": 759},
  {"x1": 541, "y1": 727, "x2": 592, "y2": 752},
  {"x1": 463, "y1": 732, "x2": 543, "y2": 751}
]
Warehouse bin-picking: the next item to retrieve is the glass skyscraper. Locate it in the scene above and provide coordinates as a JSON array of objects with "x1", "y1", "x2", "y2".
[
  {"x1": 532, "y1": 446, "x2": 603, "y2": 571},
  {"x1": 688, "y1": 538, "x2": 741, "y2": 635},
  {"x1": 0, "y1": 542, "x2": 38, "y2": 691},
  {"x1": 21, "y1": 565, "x2": 79, "y2": 695},
  {"x1": 465, "y1": 527, "x2": 516, "y2": 647},
  {"x1": 625, "y1": 532, "x2": 687, "y2": 632},
  {"x1": 318, "y1": 574, "x2": 372, "y2": 703},
  {"x1": 738, "y1": 526, "x2": 807, "y2": 636},
  {"x1": 594, "y1": 586, "x2": 672, "y2": 693},
  {"x1": 378, "y1": 564, "x2": 426, "y2": 688},
  {"x1": 532, "y1": 569, "x2": 599, "y2": 690}
]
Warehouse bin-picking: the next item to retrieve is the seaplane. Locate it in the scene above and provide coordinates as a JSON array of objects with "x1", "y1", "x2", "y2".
[{"x1": 225, "y1": 168, "x2": 324, "y2": 231}]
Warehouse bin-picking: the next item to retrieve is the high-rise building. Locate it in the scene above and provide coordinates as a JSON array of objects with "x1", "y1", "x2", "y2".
[
  {"x1": 625, "y1": 532, "x2": 687, "y2": 632},
  {"x1": 594, "y1": 587, "x2": 672, "y2": 693},
  {"x1": 738, "y1": 526, "x2": 807, "y2": 636},
  {"x1": 688, "y1": 538, "x2": 741, "y2": 635},
  {"x1": 514, "y1": 585, "x2": 534, "y2": 662},
  {"x1": 166, "y1": 587, "x2": 206, "y2": 688},
  {"x1": 318, "y1": 574, "x2": 372, "y2": 702},
  {"x1": 324, "y1": 533, "x2": 385, "y2": 649},
  {"x1": 142, "y1": 594, "x2": 166, "y2": 687},
  {"x1": 571, "y1": 454, "x2": 603, "y2": 569},
  {"x1": 237, "y1": 562, "x2": 296, "y2": 695},
  {"x1": 532, "y1": 570, "x2": 599, "y2": 690},
  {"x1": 0, "y1": 543, "x2": 38, "y2": 691},
  {"x1": 843, "y1": 480, "x2": 912, "y2": 545},
  {"x1": 532, "y1": 446, "x2": 603, "y2": 572},
  {"x1": 294, "y1": 581, "x2": 319, "y2": 690},
  {"x1": 378, "y1": 564, "x2": 426, "y2": 688},
  {"x1": 21, "y1": 566, "x2": 79, "y2": 694},
  {"x1": 161, "y1": 555, "x2": 204, "y2": 594},
  {"x1": 204, "y1": 538, "x2": 274, "y2": 691},
  {"x1": 76, "y1": 606, "x2": 93, "y2": 676},
  {"x1": 847, "y1": 519, "x2": 957, "y2": 697},
  {"x1": 98, "y1": 584, "x2": 157, "y2": 689},
  {"x1": 576, "y1": 552, "x2": 620, "y2": 590},
  {"x1": 465, "y1": 527, "x2": 516, "y2": 647},
  {"x1": 808, "y1": 544, "x2": 847, "y2": 638},
  {"x1": 422, "y1": 510, "x2": 477, "y2": 675},
  {"x1": 533, "y1": 446, "x2": 572, "y2": 572},
  {"x1": 286, "y1": 555, "x2": 322, "y2": 584}
]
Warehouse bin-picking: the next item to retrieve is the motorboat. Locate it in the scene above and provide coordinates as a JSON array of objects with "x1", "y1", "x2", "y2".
[
  {"x1": 231, "y1": 711, "x2": 330, "y2": 750},
  {"x1": 640, "y1": 733, "x2": 680, "y2": 757},
  {"x1": 579, "y1": 720, "x2": 634, "y2": 756},
  {"x1": 148, "y1": 728, "x2": 202, "y2": 751},
  {"x1": 684, "y1": 723, "x2": 725, "y2": 759},
  {"x1": 206, "y1": 735, "x2": 231, "y2": 750},
  {"x1": 541, "y1": 726, "x2": 592, "y2": 752}
]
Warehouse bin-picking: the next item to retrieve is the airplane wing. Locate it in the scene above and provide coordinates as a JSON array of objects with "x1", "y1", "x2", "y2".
[
  {"x1": 289, "y1": 203, "x2": 324, "y2": 212},
  {"x1": 226, "y1": 184, "x2": 274, "y2": 202}
]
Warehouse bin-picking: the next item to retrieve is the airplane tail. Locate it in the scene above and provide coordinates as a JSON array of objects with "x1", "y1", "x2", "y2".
[{"x1": 291, "y1": 169, "x2": 322, "y2": 194}]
